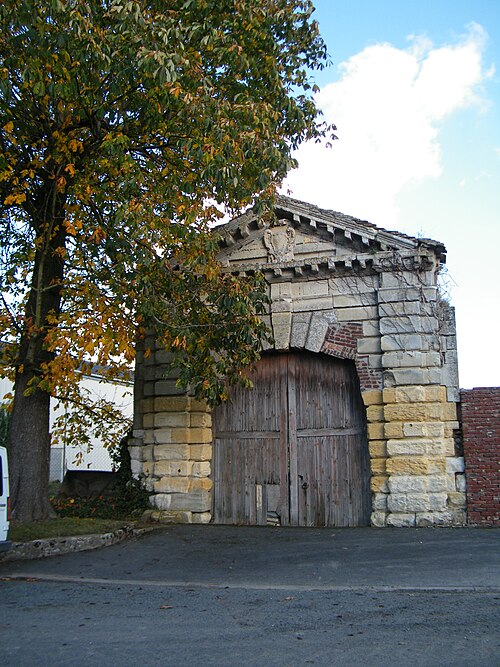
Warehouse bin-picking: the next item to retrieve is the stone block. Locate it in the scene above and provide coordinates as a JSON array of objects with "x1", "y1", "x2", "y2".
[
  {"x1": 153, "y1": 428, "x2": 171, "y2": 444},
  {"x1": 131, "y1": 460, "x2": 142, "y2": 476},
  {"x1": 154, "y1": 477, "x2": 191, "y2": 494},
  {"x1": 154, "y1": 460, "x2": 192, "y2": 477},
  {"x1": 154, "y1": 444, "x2": 190, "y2": 462},
  {"x1": 388, "y1": 493, "x2": 429, "y2": 512},
  {"x1": 189, "y1": 477, "x2": 213, "y2": 491},
  {"x1": 368, "y1": 354, "x2": 383, "y2": 369},
  {"x1": 366, "y1": 405, "x2": 384, "y2": 422},
  {"x1": 190, "y1": 399, "x2": 210, "y2": 412},
  {"x1": 363, "y1": 320, "x2": 380, "y2": 337},
  {"x1": 446, "y1": 456, "x2": 465, "y2": 473},
  {"x1": 379, "y1": 315, "x2": 436, "y2": 335},
  {"x1": 190, "y1": 413, "x2": 212, "y2": 428},
  {"x1": 143, "y1": 413, "x2": 154, "y2": 428},
  {"x1": 384, "y1": 422, "x2": 404, "y2": 438},
  {"x1": 290, "y1": 312, "x2": 312, "y2": 348},
  {"x1": 333, "y1": 292, "x2": 377, "y2": 307},
  {"x1": 291, "y1": 280, "x2": 329, "y2": 298},
  {"x1": 455, "y1": 474, "x2": 466, "y2": 492},
  {"x1": 384, "y1": 368, "x2": 427, "y2": 386},
  {"x1": 128, "y1": 446, "x2": 143, "y2": 462},
  {"x1": 390, "y1": 385, "x2": 425, "y2": 403},
  {"x1": 388, "y1": 475, "x2": 427, "y2": 494},
  {"x1": 142, "y1": 461, "x2": 154, "y2": 477},
  {"x1": 168, "y1": 490, "x2": 211, "y2": 512},
  {"x1": 170, "y1": 427, "x2": 212, "y2": 444},
  {"x1": 142, "y1": 445, "x2": 154, "y2": 462},
  {"x1": 143, "y1": 429, "x2": 156, "y2": 445},
  {"x1": 153, "y1": 493, "x2": 171, "y2": 510},
  {"x1": 154, "y1": 349, "x2": 176, "y2": 365},
  {"x1": 154, "y1": 380, "x2": 185, "y2": 396},
  {"x1": 382, "y1": 350, "x2": 441, "y2": 369},
  {"x1": 154, "y1": 396, "x2": 190, "y2": 412},
  {"x1": 426, "y1": 474, "x2": 448, "y2": 492},
  {"x1": 446, "y1": 386, "x2": 460, "y2": 403},
  {"x1": 371, "y1": 511, "x2": 387, "y2": 527},
  {"x1": 402, "y1": 422, "x2": 444, "y2": 438},
  {"x1": 372, "y1": 493, "x2": 388, "y2": 511},
  {"x1": 191, "y1": 512, "x2": 212, "y2": 524},
  {"x1": 371, "y1": 475, "x2": 389, "y2": 493},
  {"x1": 386, "y1": 457, "x2": 430, "y2": 476},
  {"x1": 293, "y1": 296, "x2": 333, "y2": 312},
  {"x1": 386, "y1": 438, "x2": 449, "y2": 457},
  {"x1": 381, "y1": 334, "x2": 424, "y2": 352},
  {"x1": 370, "y1": 458, "x2": 386, "y2": 475},
  {"x1": 305, "y1": 310, "x2": 337, "y2": 353},
  {"x1": 357, "y1": 337, "x2": 382, "y2": 354},
  {"x1": 190, "y1": 445, "x2": 213, "y2": 461},
  {"x1": 386, "y1": 512, "x2": 416, "y2": 527},
  {"x1": 271, "y1": 310, "x2": 292, "y2": 350},
  {"x1": 335, "y1": 305, "x2": 378, "y2": 321},
  {"x1": 141, "y1": 398, "x2": 155, "y2": 414},
  {"x1": 447, "y1": 492, "x2": 466, "y2": 509},
  {"x1": 329, "y1": 275, "x2": 377, "y2": 294},
  {"x1": 368, "y1": 440, "x2": 387, "y2": 458},
  {"x1": 368, "y1": 423, "x2": 384, "y2": 440},
  {"x1": 154, "y1": 412, "x2": 190, "y2": 428},
  {"x1": 192, "y1": 461, "x2": 211, "y2": 477},
  {"x1": 442, "y1": 402, "x2": 457, "y2": 421},
  {"x1": 361, "y1": 389, "x2": 383, "y2": 406},
  {"x1": 378, "y1": 287, "x2": 422, "y2": 303},
  {"x1": 428, "y1": 492, "x2": 447, "y2": 511},
  {"x1": 384, "y1": 402, "x2": 442, "y2": 423},
  {"x1": 379, "y1": 302, "x2": 424, "y2": 317},
  {"x1": 415, "y1": 510, "x2": 466, "y2": 527}
]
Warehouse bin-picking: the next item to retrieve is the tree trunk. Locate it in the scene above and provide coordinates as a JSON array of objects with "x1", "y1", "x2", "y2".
[
  {"x1": 8, "y1": 371, "x2": 54, "y2": 522},
  {"x1": 7, "y1": 185, "x2": 66, "y2": 522}
]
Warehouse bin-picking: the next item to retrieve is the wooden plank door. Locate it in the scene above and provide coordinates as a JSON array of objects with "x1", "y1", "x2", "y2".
[
  {"x1": 212, "y1": 352, "x2": 371, "y2": 526},
  {"x1": 290, "y1": 353, "x2": 371, "y2": 526},
  {"x1": 212, "y1": 354, "x2": 289, "y2": 525}
]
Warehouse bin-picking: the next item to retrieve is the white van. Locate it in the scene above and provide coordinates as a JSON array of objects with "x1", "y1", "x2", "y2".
[{"x1": 0, "y1": 446, "x2": 11, "y2": 552}]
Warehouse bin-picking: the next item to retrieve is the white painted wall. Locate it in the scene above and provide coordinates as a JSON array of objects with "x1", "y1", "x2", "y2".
[{"x1": 0, "y1": 374, "x2": 133, "y2": 480}]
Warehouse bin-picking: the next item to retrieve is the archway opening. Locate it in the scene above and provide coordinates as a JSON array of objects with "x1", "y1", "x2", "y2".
[{"x1": 212, "y1": 351, "x2": 371, "y2": 527}]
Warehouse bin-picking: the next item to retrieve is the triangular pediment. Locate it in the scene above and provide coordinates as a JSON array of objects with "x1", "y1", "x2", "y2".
[{"x1": 216, "y1": 195, "x2": 446, "y2": 274}]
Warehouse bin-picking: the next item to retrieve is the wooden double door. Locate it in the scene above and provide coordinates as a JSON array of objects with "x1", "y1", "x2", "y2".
[{"x1": 212, "y1": 352, "x2": 371, "y2": 527}]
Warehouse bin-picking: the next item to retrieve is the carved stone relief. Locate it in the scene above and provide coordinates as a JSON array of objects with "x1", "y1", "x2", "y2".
[{"x1": 263, "y1": 224, "x2": 296, "y2": 263}]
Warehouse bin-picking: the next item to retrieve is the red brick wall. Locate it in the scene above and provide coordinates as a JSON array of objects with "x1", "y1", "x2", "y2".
[{"x1": 461, "y1": 388, "x2": 500, "y2": 526}]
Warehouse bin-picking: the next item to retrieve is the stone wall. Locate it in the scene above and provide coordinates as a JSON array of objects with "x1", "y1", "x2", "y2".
[
  {"x1": 129, "y1": 337, "x2": 213, "y2": 524},
  {"x1": 461, "y1": 387, "x2": 500, "y2": 526}
]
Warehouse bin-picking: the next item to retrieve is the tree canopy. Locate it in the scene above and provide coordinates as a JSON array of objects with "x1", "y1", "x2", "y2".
[{"x1": 0, "y1": 0, "x2": 333, "y2": 521}]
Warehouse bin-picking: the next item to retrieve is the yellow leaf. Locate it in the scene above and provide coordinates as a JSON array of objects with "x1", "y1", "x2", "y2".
[
  {"x1": 65, "y1": 163, "x2": 76, "y2": 177},
  {"x1": 3, "y1": 193, "x2": 26, "y2": 205},
  {"x1": 2, "y1": 121, "x2": 13, "y2": 132}
]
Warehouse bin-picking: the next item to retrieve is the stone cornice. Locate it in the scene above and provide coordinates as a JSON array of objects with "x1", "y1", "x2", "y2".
[{"x1": 221, "y1": 248, "x2": 438, "y2": 278}]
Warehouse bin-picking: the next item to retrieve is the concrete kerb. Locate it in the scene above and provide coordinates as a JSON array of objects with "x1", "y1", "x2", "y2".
[{"x1": 0, "y1": 524, "x2": 157, "y2": 563}]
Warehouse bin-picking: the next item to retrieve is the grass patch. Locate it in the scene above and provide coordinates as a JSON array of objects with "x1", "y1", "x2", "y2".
[{"x1": 10, "y1": 518, "x2": 130, "y2": 543}]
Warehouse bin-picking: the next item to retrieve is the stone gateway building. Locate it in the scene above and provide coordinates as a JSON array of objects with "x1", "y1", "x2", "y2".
[{"x1": 131, "y1": 196, "x2": 466, "y2": 528}]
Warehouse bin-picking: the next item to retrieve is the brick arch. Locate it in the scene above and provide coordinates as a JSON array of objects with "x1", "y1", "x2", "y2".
[{"x1": 320, "y1": 322, "x2": 382, "y2": 392}]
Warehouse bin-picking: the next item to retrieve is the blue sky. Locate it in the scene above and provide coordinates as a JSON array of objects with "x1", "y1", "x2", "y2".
[{"x1": 283, "y1": 0, "x2": 500, "y2": 388}]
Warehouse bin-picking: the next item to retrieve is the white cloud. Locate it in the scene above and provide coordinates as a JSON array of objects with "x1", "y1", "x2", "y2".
[{"x1": 283, "y1": 24, "x2": 493, "y2": 228}]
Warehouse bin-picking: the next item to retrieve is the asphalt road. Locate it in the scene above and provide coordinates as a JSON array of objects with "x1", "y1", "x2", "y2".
[{"x1": 1, "y1": 526, "x2": 499, "y2": 666}]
